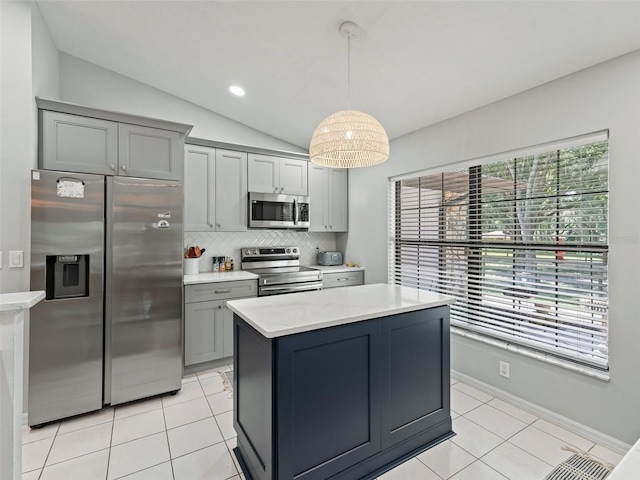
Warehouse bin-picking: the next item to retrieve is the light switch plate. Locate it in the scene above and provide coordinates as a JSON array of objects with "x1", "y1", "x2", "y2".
[{"x1": 9, "y1": 250, "x2": 23, "y2": 268}]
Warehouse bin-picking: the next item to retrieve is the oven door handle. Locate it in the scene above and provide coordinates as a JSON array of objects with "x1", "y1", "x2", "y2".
[
  {"x1": 260, "y1": 283, "x2": 322, "y2": 294},
  {"x1": 294, "y1": 198, "x2": 299, "y2": 225}
]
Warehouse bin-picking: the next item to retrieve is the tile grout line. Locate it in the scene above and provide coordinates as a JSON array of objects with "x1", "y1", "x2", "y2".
[
  {"x1": 105, "y1": 408, "x2": 115, "y2": 480},
  {"x1": 160, "y1": 393, "x2": 177, "y2": 480}
]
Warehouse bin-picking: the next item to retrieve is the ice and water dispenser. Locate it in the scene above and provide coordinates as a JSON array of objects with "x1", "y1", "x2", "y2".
[{"x1": 45, "y1": 254, "x2": 90, "y2": 300}]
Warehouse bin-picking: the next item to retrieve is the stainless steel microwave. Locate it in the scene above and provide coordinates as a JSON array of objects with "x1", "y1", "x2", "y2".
[{"x1": 249, "y1": 192, "x2": 310, "y2": 229}]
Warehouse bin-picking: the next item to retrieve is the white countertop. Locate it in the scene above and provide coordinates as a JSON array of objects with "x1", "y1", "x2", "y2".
[
  {"x1": 309, "y1": 265, "x2": 365, "y2": 273},
  {"x1": 0, "y1": 291, "x2": 45, "y2": 312},
  {"x1": 184, "y1": 271, "x2": 259, "y2": 285},
  {"x1": 608, "y1": 437, "x2": 640, "y2": 479},
  {"x1": 227, "y1": 283, "x2": 456, "y2": 338}
]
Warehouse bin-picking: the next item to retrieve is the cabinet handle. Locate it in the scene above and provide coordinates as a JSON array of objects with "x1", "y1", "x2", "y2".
[
  {"x1": 121, "y1": 165, "x2": 127, "y2": 171},
  {"x1": 280, "y1": 187, "x2": 284, "y2": 192},
  {"x1": 337, "y1": 278, "x2": 348, "y2": 282},
  {"x1": 215, "y1": 289, "x2": 232, "y2": 294},
  {"x1": 218, "y1": 305, "x2": 223, "y2": 309},
  {"x1": 110, "y1": 164, "x2": 116, "y2": 171}
]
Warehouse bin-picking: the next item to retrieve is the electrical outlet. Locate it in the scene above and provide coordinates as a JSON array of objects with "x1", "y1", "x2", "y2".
[
  {"x1": 9, "y1": 250, "x2": 23, "y2": 268},
  {"x1": 499, "y1": 361, "x2": 510, "y2": 378}
]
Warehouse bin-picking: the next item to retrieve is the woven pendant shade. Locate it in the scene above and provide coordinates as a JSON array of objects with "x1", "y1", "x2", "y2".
[{"x1": 309, "y1": 109, "x2": 389, "y2": 168}]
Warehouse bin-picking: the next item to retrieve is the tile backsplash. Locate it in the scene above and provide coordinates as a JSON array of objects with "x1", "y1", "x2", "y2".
[{"x1": 184, "y1": 231, "x2": 337, "y2": 272}]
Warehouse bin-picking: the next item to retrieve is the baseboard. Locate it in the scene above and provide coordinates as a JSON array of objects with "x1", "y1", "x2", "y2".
[{"x1": 451, "y1": 370, "x2": 632, "y2": 455}]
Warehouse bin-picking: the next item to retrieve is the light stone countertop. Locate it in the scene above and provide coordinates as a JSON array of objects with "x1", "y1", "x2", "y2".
[
  {"x1": 0, "y1": 291, "x2": 45, "y2": 312},
  {"x1": 607, "y1": 437, "x2": 640, "y2": 479},
  {"x1": 227, "y1": 283, "x2": 455, "y2": 338},
  {"x1": 184, "y1": 271, "x2": 259, "y2": 285}
]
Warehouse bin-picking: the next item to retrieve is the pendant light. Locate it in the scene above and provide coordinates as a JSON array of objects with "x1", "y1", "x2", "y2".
[{"x1": 309, "y1": 21, "x2": 389, "y2": 168}]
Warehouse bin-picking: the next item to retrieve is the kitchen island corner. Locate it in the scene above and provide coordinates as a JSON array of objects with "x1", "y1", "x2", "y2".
[{"x1": 227, "y1": 283, "x2": 456, "y2": 480}]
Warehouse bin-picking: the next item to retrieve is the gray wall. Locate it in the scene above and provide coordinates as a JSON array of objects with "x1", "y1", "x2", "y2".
[
  {"x1": 345, "y1": 49, "x2": 640, "y2": 444},
  {"x1": 59, "y1": 53, "x2": 306, "y2": 153}
]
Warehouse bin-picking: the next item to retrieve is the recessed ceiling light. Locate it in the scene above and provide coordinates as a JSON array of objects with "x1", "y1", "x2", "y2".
[{"x1": 229, "y1": 85, "x2": 245, "y2": 97}]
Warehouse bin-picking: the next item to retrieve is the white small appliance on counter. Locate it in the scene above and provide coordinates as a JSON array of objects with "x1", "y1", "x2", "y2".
[{"x1": 317, "y1": 251, "x2": 343, "y2": 266}]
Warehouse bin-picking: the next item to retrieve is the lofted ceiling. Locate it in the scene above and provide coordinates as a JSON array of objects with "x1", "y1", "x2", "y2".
[{"x1": 37, "y1": 1, "x2": 640, "y2": 150}]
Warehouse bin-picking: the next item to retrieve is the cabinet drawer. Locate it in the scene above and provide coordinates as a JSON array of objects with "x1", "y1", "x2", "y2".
[
  {"x1": 322, "y1": 271, "x2": 364, "y2": 289},
  {"x1": 185, "y1": 280, "x2": 257, "y2": 303}
]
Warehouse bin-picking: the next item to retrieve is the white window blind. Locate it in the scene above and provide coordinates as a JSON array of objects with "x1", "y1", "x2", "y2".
[{"x1": 389, "y1": 134, "x2": 609, "y2": 369}]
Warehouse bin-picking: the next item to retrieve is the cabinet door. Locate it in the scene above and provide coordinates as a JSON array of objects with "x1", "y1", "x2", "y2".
[
  {"x1": 308, "y1": 165, "x2": 328, "y2": 232},
  {"x1": 118, "y1": 123, "x2": 182, "y2": 180},
  {"x1": 184, "y1": 145, "x2": 215, "y2": 231},
  {"x1": 380, "y1": 307, "x2": 450, "y2": 449},
  {"x1": 215, "y1": 149, "x2": 248, "y2": 231},
  {"x1": 184, "y1": 300, "x2": 224, "y2": 366},
  {"x1": 279, "y1": 158, "x2": 308, "y2": 195},
  {"x1": 248, "y1": 154, "x2": 279, "y2": 193},
  {"x1": 276, "y1": 321, "x2": 381, "y2": 480},
  {"x1": 41, "y1": 111, "x2": 118, "y2": 175},
  {"x1": 322, "y1": 271, "x2": 364, "y2": 289},
  {"x1": 328, "y1": 169, "x2": 348, "y2": 232}
]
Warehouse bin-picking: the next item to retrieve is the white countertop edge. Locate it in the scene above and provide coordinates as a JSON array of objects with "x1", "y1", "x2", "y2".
[
  {"x1": 608, "y1": 437, "x2": 640, "y2": 479},
  {"x1": 184, "y1": 271, "x2": 259, "y2": 284},
  {"x1": 0, "y1": 291, "x2": 46, "y2": 312},
  {"x1": 227, "y1": 284, "x2": 455, "y2": 339}
]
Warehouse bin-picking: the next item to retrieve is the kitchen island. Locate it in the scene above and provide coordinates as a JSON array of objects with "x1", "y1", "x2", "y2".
[{"x1": 227, "y1": 283, "x2": 456, "y2": 480}]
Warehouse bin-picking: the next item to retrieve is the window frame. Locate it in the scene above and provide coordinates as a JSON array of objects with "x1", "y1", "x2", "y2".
[{"x1": 389, "y1": 132, "x2": 609, "y2": 372}]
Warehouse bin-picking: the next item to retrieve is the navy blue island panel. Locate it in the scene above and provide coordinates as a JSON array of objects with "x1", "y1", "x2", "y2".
[{"x1": 233, "y1": 306, "x2": 453, "y2": 480}]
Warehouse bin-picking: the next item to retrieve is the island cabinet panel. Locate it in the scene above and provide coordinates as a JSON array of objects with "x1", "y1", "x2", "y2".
[
  {"x1": 233, "y1": 305, "x2": 453, "y2": 480},
  {"x1": 235, "y1": 321, "x2": 275, "y2": 480},
  {"x1": 276, "y1": 322, "x2": 381, "y2": 480},
  {"x1": 380, "y1": 307, "x2": 450, "y2": 449}
]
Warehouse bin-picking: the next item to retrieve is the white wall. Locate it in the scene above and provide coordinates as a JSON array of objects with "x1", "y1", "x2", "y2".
[
  {"x1": 345, "y1": 50, "x2": 640, "y2": 444},
  {"x1": 31, "y1": 2, "x2": 59, "y2": 101},
  {"x1": 59, "y1": 53, "x2": 306, "y2": 153},
  {"x1": 0, "y1": 0, "x2": 36, "y2": 294}
]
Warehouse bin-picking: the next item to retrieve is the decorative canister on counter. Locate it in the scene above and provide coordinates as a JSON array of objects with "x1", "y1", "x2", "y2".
[
  {"x1": 212, "y1": 257, "x2": 219, "y2": 272},
  {"x1": 184, "y1": 258, "x2": 199, "y2": 275}
]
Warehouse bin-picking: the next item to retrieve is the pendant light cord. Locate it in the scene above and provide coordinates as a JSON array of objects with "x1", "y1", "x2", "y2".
[{"x1": 347, "y1": 34, "x2": 351, "y2": 110}]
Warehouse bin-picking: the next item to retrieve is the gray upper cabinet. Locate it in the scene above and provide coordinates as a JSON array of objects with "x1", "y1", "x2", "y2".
[
  {"x1": 184, "y1": 144, "x2": 248, "y2": 232},
  {"x1": 118, "y1": 123, "x2": 182, "y2": 180},
  {"x1": 215, "y1": 149, "x2": 248, "y2": 231},
  {"x1": 184, "y1": 145, "x2": 216, "y2": 231},
  {"x1": 38, "y1": 99, "x2": 191, "y2": 181},
  {"x1": 309, "y1": 165, "x2": 348, "y2": 232},
  {"x1": 41, "y1": 111, "x2": 119, "y2": 176},
  {"x1": 248, "y1": 153, "x2": 308, "y2": 195}
]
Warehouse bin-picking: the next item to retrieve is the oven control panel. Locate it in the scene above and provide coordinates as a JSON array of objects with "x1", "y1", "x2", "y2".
[{"x1": 242, "y1": 247, "x2": 299, "y2": 259}]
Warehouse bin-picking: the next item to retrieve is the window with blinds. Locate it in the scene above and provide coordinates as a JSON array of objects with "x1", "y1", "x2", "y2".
[{"x1": 390, "y1": 134, "x2": 609, "y2": 369}]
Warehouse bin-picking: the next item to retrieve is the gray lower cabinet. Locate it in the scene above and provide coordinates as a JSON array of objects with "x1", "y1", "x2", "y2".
[
  {"x1": 40, "y1": 109, "x2": 186, "y2": 181},
  {"x1": 234, "y1": 306, "x2": 452, "y2": 480},
  {"x1": 322, "y1": 270, "x2": 364, "y2": 289},
  {"x1": 184, "y1": 280, "x2": 257, "y2": 366}
]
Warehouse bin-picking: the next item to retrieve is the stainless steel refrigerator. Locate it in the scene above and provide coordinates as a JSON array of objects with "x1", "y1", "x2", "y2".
[{"x1": 29, "y1": 170, "x2": 183, "y2": 427}]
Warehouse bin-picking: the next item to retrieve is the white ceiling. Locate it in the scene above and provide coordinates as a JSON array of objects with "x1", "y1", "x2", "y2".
[{"x1": 37, "y1": 1, "x2": 640, "y2": 150}]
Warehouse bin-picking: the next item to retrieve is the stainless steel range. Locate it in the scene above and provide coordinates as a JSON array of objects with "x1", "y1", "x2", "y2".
[{"x1": 241, "y1": 246, "x2": 322, "y2": 296}]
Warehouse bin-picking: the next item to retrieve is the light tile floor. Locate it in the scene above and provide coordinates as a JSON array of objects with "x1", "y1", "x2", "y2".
[{"x1": 22, "y1": 370, "x2": 626, "y2": 480}]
